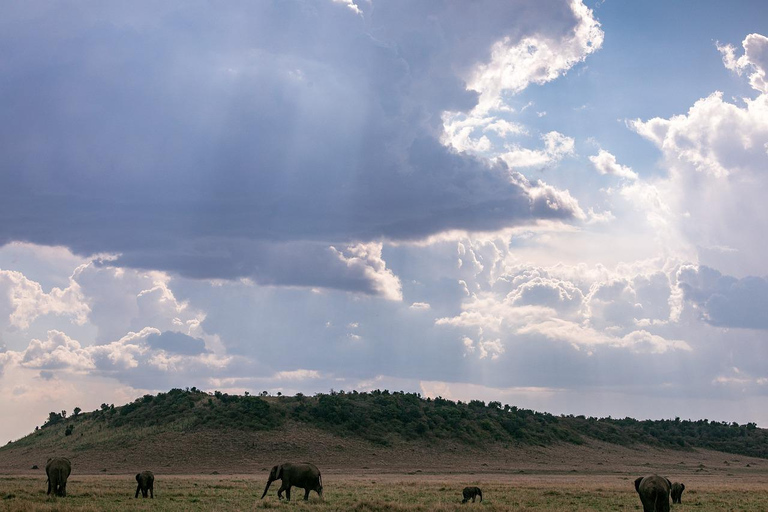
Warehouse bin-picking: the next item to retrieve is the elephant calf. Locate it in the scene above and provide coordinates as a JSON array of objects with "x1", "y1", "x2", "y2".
[
  {"x1": 462, "y1": 486, "x2": 483, "y2": 503},
  {"x1": 46, "y1": 457, "x2": 72, "y2": 497},
  {"x1": 635, "y1": 474, "x2": 672, "y2": 512},
  {"x1": 135, "y1": 470, "x2": 154, "y2": 498},
  {"x1": 671, "y1": 482, "x2": 685, "y2": 504}
]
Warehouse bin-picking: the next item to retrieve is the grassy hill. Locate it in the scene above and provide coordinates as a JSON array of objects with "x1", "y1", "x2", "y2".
[{"x1": 5, "y1": 388, "x2": 767, "y2": 465}]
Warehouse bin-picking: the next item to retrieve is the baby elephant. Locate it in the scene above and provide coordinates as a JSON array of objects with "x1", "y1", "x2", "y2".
[
  {"x1": 671, "y1": 482, "x2": 685, "y2": 504},
  {"x1": 135, "y1": 470, "x2": 154, "y2": 498},
  {"x1": 462, "y1": 486, "x2": 483, "y2": 503}
]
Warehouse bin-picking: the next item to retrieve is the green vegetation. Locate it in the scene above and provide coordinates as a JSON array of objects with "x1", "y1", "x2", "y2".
[{"x1": 6, "y1": 388, "x2": 768, "y2": 459}]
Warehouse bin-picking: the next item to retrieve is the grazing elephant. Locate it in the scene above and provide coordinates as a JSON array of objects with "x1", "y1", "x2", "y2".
[
  {"x1": 135, "y1": 470, "x2": 155, "y2": 498},
  {"x1": 462, "y1": 486, "x2": 483, "y2": 503},
  {"x1": 671, "y1": 482, "x2": 685, "y2": 504},
  {"x1": 634, "y1": 475, "x2": 672, "y2": 512},
  {"x1": 46, "y1": 457, "x2": 72, "y2": 497},
  {"x1": 260, "y1": 462, "x2": 323, "y2": 501}
]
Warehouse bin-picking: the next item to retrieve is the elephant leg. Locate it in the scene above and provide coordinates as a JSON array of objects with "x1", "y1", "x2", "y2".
[
  {"x1": 304, "y1": 488, "x2": 310, "y2": 501},
  {"x1": 286, "y1": 486, "x2": 292, "y2": 501},
  {"x1": 150, "y1": 486, "x2": 154, "y2": 499},
  {"x1": 135, "y1": 484, "x2": 141, "y2": 498},
  {"x1": 47, "y1": 480, "x2": 52, "y2": 495},
  {"x1": 60, "y1": 482, "x2": 66, "y2": 497},
  {"x1": 472, "y1": 496, "x2": 476, "y2": 502}
]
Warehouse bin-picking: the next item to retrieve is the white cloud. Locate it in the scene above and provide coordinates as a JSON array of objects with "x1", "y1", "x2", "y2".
[
  {"x1": 21, "y1": 330, "x2": 94, "y2": 371},
  {"x1": 0, "y1": 269, "x2": 89, "y2": 330},
  {"x1": 331, "y1": 242, "x2": 403, "y2": 301},
  {"x1": 499, "y1": 131, "x2": 576, "y2": 169},
  {"x1": 461, "y1": 335, "x2": 504, "y2": 360},
  {"x1": 409, "y1": 302, "x2": 431, "y2": 310},
  {"x1": 589, "y1": 150, "x2": 638, "y2": 180},
  {"x1": 467, "y1": 0, "x2": 603, "y2": 113},
  {"x1": 274, "y1": 369, "x2": 322, "y2": 380},
  {"x1": 630, "y1": 34, "x2": 768, "y2": 276},
  {"x1": 718, "y1": 33, "x2": 768, "y2": 94}
]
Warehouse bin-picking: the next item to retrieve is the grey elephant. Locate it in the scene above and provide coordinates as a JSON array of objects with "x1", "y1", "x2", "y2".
[
  {"x1": 260, "y1": 462, "x2": 323, "y2": 501},
  {"x1": 46, "y1": 457, "x2": 72, "y2": 497},
  {"x1": 135, "y1": 470, "x2": 154, "y2": 498},
  {"x1": 462, "y1": 486, "x2": 483, "y2": 503},
  {"x1": 634, "y1": 474, "x2": 672, "y2": 512},
  {"x1": 671, "y1": 482, "x2": 685, "y2": 504}
]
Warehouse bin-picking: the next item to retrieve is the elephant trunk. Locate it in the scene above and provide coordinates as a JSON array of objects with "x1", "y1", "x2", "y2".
[{"x1": 260, "y1": 478, "x2": 273, "y2": 499}]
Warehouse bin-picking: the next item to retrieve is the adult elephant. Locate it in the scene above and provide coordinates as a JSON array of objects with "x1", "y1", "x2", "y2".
[
  {"x1": 634, "y1": 474, "x2": 672, "y2": 512},
  {"x1": 46, "y1": 457, "x2": 72, "y2": 497},
  {"x1": 260, "y1": 462, "x2": 323, "y2": 501},
  {"x1": 135, "y1": 470, "x2": 155, "y2": 498}
]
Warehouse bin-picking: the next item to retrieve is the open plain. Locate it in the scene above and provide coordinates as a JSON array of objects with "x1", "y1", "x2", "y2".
[{"x1": 3, "y1": 438, "x2": 768, "y2": 511}]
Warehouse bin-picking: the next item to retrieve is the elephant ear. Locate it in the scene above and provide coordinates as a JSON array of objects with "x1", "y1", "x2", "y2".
[
  {"x1": 136, "y1": 473, "x2": 141, "y2": 482},
  {"x1": 634, "y1": 477, "x2": 643, "y2": 493},
  {"x1": 681, "y1": 483, "x2": 685, "y2": 491},
  {"x1": 665, "y1": 478, "x2": 672, "y2": 488},
  {"x1": 277, "y1": 465, "x2": 284, "y2": 480}
]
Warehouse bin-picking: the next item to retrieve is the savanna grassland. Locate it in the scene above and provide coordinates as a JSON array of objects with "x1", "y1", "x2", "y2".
[
  {"x1": 2, "y1": 472, "x2": 768, "y2": 512},
  {"x1": 3, "y1": 389, "x2": 768, "y2": 511}
]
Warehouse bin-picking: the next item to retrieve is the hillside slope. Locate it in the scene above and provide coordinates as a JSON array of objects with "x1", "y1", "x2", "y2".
[{"x1": 1, "y1": 388, "x2": 767, "y2": 475}]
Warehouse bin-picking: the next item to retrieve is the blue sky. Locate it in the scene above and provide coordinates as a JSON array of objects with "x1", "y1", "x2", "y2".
[{"x1": 1, "y1": 0, "x2": 768, "y2": 443}]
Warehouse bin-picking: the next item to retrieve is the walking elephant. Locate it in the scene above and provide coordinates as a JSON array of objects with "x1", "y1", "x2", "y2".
[
  {"x1": 462, "y1": 486, "x2": 483, "y2": 503},
  {"x1": 135, "y1": 470, "x2": 155, "y2": 498},
  {"x1": 671, "y1": 482, "x2": 685, "y2": 504},
  {"x1": 634, "y1": 474, "x2": 671, "y2": 512},
  {"x1": 260, "y1": 462, "x2": 323, "y2": 501},
  {"x1": 46, "y1": 457, "x2": 72, "y2": 497}
]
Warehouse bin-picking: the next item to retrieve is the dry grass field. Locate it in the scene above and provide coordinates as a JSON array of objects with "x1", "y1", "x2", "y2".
[{"x1": 2, "y1": 471, "x2": 768, "y2": 511}]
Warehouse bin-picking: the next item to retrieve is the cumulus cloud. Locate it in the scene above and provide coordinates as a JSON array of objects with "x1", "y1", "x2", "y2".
[
  {"x1": 0, "y1": 1, "x2": 598, "y2": 298},
  {"x1": 0, "y1": 269, "x2": 89, "y2": 331},
  {"x1": 330, "y1": 243, "x2": 402, "y2": 301},
  {"x1": 718, "y1": 33, "x2": 768, "y2": 94},
  {"x1": 462, "y1": 335, "x2": 504, "y2": 360},
  {"x1": 21, "y1": 330, "x2": 94, "y2": 371},
  {"x1": 437, "y1": 258, "x2": 691, "y2": 357},
  {"x1": 589, "y1": 150, "x2": 638, "y2": 180},
  {"x1": 467, "y1": 0, "x2": 603, "y2": 113},
  {"x1": 629, "y1": 35, "x2": 768, "y2": 275},
  {"x1": 9, "y1": 326, "x2": 229, "y2": 383}
]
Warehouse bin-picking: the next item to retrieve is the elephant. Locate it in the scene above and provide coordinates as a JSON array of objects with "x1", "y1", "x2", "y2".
[
  {"x1": 671, "y1": 482, "x2": 685, "y2": 504},
  {"x1": 135, "y1": 470, "x2": 154, "y2": 498},
  {"x1": 46, "y1": 457, "x2": 72, "y2": 497},
  {"x1": 260, "y1": 462, "x2": 323, "y2": 501},
  {"x1": 634, "y1": 474, "x2": 672, "y2": 512},
  {"x1": 462, "y1": 486, "x2": 483, "y2": 503}
]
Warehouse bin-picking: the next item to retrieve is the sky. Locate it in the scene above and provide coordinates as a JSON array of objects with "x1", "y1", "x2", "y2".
[{"x1": 1, "y1": 0, "x2": 768, "y2": 443}]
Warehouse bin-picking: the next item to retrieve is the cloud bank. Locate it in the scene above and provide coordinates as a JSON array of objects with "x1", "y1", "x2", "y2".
[{"x1": 0, "y1": 1, "x2": 600, "y2": 297}]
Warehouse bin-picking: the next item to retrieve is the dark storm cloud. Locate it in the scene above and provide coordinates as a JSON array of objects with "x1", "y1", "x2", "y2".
[
  {"x1": 0, "y1": 1, "x2": 585, "y2": 293},
  {"x1": 678, "y1": 265, "x2": 768, "y2": 329}
]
